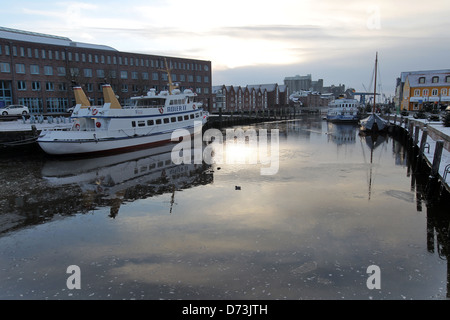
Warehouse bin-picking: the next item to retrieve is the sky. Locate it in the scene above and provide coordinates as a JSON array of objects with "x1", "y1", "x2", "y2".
[{"x1": 2, "y1": 0, "x2": 450, "y2": 99}]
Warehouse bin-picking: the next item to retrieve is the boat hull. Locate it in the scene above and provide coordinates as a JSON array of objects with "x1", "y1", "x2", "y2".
[
  {"x1": 326, "y1": 114, "x2": 360, "y2": 123},
  {"x1": 38, "y1": 127, "x2": 197, "y2": 156},
  {"x1": 359, "y1": 114, "x2": 389, "y2": 133}
]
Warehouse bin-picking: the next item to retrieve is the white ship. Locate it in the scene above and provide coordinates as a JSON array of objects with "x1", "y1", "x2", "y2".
[
  {"x1": 37, "y1": 66, "x2": 209, "y2": 156},
  {"x1": 326, "y1": 97, "x2": 361, "y2": 123}
]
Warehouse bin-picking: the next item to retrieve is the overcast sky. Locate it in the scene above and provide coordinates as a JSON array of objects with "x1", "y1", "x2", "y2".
[{"x1": 3, "y1": 0, "x2": 450, "y2": 98}]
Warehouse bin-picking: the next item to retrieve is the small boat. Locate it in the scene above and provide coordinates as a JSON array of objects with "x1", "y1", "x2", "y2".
[
  {"x1": 326, "y1": 96, "x2": 360, "y2": 123},
  {"x1": 37, "y1": 61, "x2": 209, "y2": 156},
  {"x1": 359, "y1": 52, "x2": 388, "y2": 133}
]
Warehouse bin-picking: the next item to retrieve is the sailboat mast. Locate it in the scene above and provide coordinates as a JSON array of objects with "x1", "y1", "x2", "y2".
[{"x1": 373, "y1": 52, "x2": 378, "y2": 113}]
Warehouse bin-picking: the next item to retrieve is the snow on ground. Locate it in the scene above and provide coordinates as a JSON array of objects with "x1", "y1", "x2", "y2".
[
  {"x1": 0, "y1": 117, "x2": 73, "y2": 132},
  {"x1": 393, "y1": 116, "x2": 450, "y2": 189}
]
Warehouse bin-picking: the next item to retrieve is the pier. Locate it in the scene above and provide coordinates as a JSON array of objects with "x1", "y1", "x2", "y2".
[{"x1": 384, "y1": 114, "x2": 450, "y2": 196}]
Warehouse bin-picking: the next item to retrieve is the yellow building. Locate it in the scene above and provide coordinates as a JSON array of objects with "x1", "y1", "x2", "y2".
[{"x1": 400, "y1": 70, "x2": 450, "y2": 111}]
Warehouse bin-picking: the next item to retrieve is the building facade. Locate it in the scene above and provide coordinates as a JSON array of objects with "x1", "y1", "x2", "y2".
[
  {"x1": 0, "y1": 27, "x2": 212, "y2": 113},
  {"x1": 211, "y1": 83, "x2": 290, "y2": 113},
  {"x1": 398, "y1": 69, "x2": 450, "y2": 111}
]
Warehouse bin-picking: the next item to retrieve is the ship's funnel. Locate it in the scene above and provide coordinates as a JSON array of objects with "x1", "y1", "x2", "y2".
[
  {"x1": 73, "y1": 86, "x2": 91, "y2": 107},
  {"x1": 102, "y1": 84, "x2": 121, "y2": 109}
]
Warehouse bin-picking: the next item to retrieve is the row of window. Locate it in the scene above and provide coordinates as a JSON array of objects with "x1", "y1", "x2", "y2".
[
  {"x1": 418, "y1": 75, "x2": 450, "y2": 84},
  {"x1": 13, "y1": 80, "x2": 209, "y2": 95},
  {"x1": 413, "y1": 87, "x2": 449, "y2": 97},
  {"x1": 131, "y1": 112, "x2": 201, "y2": 128},
  {"x1": 0, "y1": 43, "x2": 209, "y2": 71},
  {"x1": 0, "y1": 62, "x2": 210, "y2": 84}
]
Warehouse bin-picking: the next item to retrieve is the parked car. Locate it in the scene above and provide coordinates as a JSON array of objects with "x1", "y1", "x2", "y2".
[{"x1": 1, "y1": 105, "x2": 30, "y2": 116}]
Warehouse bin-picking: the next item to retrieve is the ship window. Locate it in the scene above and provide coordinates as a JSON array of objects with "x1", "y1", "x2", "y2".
[
  {"x1": 147, "y1": 120, "x2": 154, "y2": 125},
  {"x1": 184, "y1": 115, "x2": 189, "y2": 120},
  {"x1": 131, "y1": 121, "x2": 136, "y2": 127},
  {"x1": 190, "y1": 114, "x2": 194, "y2": 119},
  {"x1": 156, "y1": 119, "x2": 162, "y2": 125},
  {"x1": 195, "y1": 113, "x2": 200, "y2": 118},
  {"x1": 178, "y1": 116, "x2": 183, "y2": 121},
  {"x1": 138, "y1": 121, "x2": 145, "y2": 127},
  {"x1": 171, "y1": 117, "x2": 177, "y2": 122},
  {"x1": 164, "y1": 118, "x2": 170, "y2": 124}
]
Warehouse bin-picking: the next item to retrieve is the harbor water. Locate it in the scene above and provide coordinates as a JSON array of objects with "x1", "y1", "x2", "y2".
[{"x1": 0, "y1": 115, "x2": 449, "y2": 300}]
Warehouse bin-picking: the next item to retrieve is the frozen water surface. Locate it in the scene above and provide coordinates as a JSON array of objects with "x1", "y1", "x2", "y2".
[{"x1": 0, "y1": 116, "x2": 449, "y2": 300}]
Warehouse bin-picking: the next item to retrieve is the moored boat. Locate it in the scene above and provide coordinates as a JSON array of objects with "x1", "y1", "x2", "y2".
[
  {"x1": 326, "y1": 97, "x2": 360, "y2": 123},
  {"x1": 37, "y1": 77, "x2": 208, "y2": 156},
  {"x1": 359, "y1": 52, "x2": 388, "y2": 133}
]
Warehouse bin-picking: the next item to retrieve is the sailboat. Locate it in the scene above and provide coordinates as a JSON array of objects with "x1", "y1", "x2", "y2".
[{"x1": 359, "y1": 52, "x2": 389, "y2": 133}]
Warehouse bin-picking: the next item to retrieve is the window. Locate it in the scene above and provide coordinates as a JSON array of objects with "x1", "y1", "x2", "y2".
[
  {"x1": 57, "y1": 67, "x2": 66, "y2": 76},
  {"x1": 138, "y1": 121, "x2": 145, "y2": 127},
  {"x1": 44, "y1": 66, "x2": 53, "y2": 76},
  {"x1": 441, "y1": 88, "x2": 448, "y2": 96},
  {"x1": 15, "y1": 63, "x2": 25, "y2": 74},
  {"x1": 97, "y1": 69, "x2": 105, "y2": 78},
  {"x1": 446, "y1": 76, "x2": 450, "y2": 83},
  {"x1": 1, "y1": 62, "x2": 11, "y2": 73},
  {"x1": 120, "y1": 71, "x2": 128, "y2": 79},
  {"x1": 32, "y1": 81, "x2": 41, "y2": 91},
  {"x1": 147, "y1": 120, "x2": 154, "y2": 126},
  {"x1": 17, "y1": 81, "x2": 26, "y2": 90},
  {"x1": 46, "y1": 82, "x2": 55, "y2": 91},
  {"x1": 423, "y1": 89, "x2": 429, "y2": 96},
  {"x1": 132, "y1": 72, "x2": 138, "y2": 79},
  {"x1": 171, "y1": 117, "x2": 177, "y2": 123},
  {"x1": 121, "y1": 84, "x2": 128, "y2": 92},
  {"x1": 156, "y1": 119, "x2": 162, "y2": 125},
  {"x1": 30, "y1": 65, "x2": 39, "y2": 74},
  {"x1": 432, "y1": 76, "x2": 439, "y2": 83},
  {"x1": 59, "y1": 83, "x2": 67, "y2": 91},
  {"x1": 164, "y1": 118, "x2": 170, "y2": 124},
  {"x1": 431, "y1": 88, "x2": 438, "y2": 96},
  {"x1": 84, "y1": 69, "x2": 93, "y2": 77},
  {"x1": 152, "y1": 72, "x2": 158, "y2": 80},
  {"x1": 419, "y1": 77, "x2": 425, "y2": 84}
]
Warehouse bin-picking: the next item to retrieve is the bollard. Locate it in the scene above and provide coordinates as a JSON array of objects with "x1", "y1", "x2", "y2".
[
  {"x1": 414, "y1": 125, "x2": 420, "y2": 146},
  {"x1": 431, "y1": 140, "x2": 444, "y2": 178},
  {"x1": 417, "y1": 129, "x2": 428, "y2": 169}
]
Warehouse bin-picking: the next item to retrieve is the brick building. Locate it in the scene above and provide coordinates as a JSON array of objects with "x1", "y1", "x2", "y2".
[
  {"x1": 211, "y1": 83, "x2": 289, "y2": 113},
  {"x1": 0, "y1": 26, "x2": 212, "y2": 113}
]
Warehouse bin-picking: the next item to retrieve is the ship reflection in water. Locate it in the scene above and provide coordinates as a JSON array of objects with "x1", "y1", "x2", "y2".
[
  {"x1": 0, "y1": 143, "x2": 213, "y2": 234},
  {"x1": 0, "y1": 117, "x2": 449, "y2": 300}
]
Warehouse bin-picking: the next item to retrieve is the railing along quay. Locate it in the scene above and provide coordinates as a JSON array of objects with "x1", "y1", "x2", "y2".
[{"x1": 383, "y1": 114, "x2": 450, "y2": 199}]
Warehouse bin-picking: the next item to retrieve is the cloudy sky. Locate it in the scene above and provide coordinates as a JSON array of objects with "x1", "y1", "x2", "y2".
[{"x1": 3, "y1": 0, "x2": 450, "y2": 98}]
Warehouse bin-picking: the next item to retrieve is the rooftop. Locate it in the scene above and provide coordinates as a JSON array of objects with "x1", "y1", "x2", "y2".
[{"x1": 0, "y1": 26, "x2": 118, "y2": 51}]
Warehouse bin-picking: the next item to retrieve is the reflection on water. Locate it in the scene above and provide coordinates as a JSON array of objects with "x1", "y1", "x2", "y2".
[{"x1": 0, "y1": 116, "x2": 449, "y2": 300}]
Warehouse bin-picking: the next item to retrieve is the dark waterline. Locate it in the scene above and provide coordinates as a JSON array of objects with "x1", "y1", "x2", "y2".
[{"x1": 0, "y1": 115, "x2": 449, "y2": 300}]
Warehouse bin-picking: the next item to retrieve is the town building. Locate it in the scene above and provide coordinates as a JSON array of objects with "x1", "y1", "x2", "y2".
[
  {"x1": 396, "y1": 69, "x2": 450, "y2": 112},
  {"x1": 211, "y1": 83, "x2": 290, "y2": 113},
  {"x1": 0, "y1": 26, "x2": 212, "y2": 113}
]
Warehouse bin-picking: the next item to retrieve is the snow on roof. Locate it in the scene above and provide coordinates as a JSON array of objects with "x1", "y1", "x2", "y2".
[
  {"x1": 0, "y1": 26, "x2": 117, "y2": 51},
  {"x1": 407, "y1": 72, "x2": 450, "y2": 87},
  {"x1": 400, "y1": 69, "x2": 450, "y2": 82}
]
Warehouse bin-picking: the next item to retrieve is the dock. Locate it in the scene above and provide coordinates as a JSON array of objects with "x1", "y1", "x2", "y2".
[
  {"x1": 384, "y1": 114, "x2": 450, "y2": 196},
  {"x1": 0, "y1": 116, "x2": 73, "y2": 148}
]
